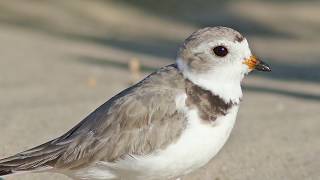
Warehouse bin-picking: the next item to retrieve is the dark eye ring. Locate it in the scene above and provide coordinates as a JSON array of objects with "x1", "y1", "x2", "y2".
[{"x1": 212, "y1": 46, "x2": 228, "y2": 57}]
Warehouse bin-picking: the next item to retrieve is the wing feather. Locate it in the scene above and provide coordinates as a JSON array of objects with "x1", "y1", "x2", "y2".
[
  {"x1": 55, "y1": 65, "x2": 187, "y2": 169},
  {"x1": 0, "y1": 64, "x2": 187, "y2": 173}
]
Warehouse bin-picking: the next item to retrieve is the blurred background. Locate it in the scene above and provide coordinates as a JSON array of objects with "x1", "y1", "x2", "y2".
[{"x1": 0, "y1": 0, "x2": 319, "y2": 180}]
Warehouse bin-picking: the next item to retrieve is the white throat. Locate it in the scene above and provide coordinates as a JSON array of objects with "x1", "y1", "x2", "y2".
[{"x1": 177, "y1": 58, "x2": 243, "y2": 104}]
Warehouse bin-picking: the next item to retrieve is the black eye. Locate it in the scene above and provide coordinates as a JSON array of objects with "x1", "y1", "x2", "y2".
[{"x1": 212, "y1": 46, "x2": 228, "y2": 57}]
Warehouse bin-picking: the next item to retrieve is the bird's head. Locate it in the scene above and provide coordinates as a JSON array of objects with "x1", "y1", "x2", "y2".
[{"x1": 177, "y1": 26, "x2": 271, "y2": 102}]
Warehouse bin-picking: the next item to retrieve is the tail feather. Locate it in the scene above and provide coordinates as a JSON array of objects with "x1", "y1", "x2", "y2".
[
  {"x1": 0, "y1": 169, "x2": 12, "y2": 176},
  {"x1": 0, "y1": 140, "x2": 67, "y2": 177}
]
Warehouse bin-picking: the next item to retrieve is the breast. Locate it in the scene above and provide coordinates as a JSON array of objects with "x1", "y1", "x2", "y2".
[
  {"x1": 78, "y1": 91, "x2": 239, "y2": 180},
  {"x1": 110, "y1": 94, "x2": 240, "y2": 179}
]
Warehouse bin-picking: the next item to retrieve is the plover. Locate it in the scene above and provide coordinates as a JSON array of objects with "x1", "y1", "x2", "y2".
[{"x1": 0, "y1": 26, "x2": 271, "y2": 180}]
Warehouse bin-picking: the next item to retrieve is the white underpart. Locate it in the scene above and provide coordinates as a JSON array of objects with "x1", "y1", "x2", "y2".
[
  {"x1": 72, "y1": 94, "x2": 239, "y2": 180},
  {"x1": 70, "y1": 163, "x2": 117, "y2": 180}
]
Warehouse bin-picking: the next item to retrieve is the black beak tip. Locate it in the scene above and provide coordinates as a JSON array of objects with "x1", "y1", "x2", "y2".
[
  {"x1": 261, "y1": 66, "x2": 272, "y2": 72},
  {"x1": 265, "y1": 66, "x2": 272, "y2": 72},
  {"x1": 256, "y1": 62, "x2": 271, "y2": 72}
]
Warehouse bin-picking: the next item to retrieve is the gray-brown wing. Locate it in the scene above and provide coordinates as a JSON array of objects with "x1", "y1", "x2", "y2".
[
  {"x1": 0, "y1": 64, "x2": 187, "y2": 174},
  {"x1": 52, "y1": 64, "x2": 187, "y2": 169}
]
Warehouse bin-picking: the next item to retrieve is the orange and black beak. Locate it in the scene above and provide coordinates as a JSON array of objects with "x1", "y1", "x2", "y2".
[{"x1": 243, "y1": 56, "x2": 271, "y2": 72}]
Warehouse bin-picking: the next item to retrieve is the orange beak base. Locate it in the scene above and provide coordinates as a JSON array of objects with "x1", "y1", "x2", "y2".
[{"x1": 243, "y1": 56, "x2": 271, "y2": 72}]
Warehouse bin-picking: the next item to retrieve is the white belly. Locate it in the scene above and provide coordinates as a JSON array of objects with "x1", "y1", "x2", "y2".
[
  {"x1": 123, "y1": 105, "x2": 240, "y2": 179},
  {"x1": 71, "y1": 95, "x2": 239, "y2": 180}
]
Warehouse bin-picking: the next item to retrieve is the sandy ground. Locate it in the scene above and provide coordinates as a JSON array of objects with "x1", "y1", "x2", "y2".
[{"x1": 0, "y1": 1, "x2": 319, "y2": 180}]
